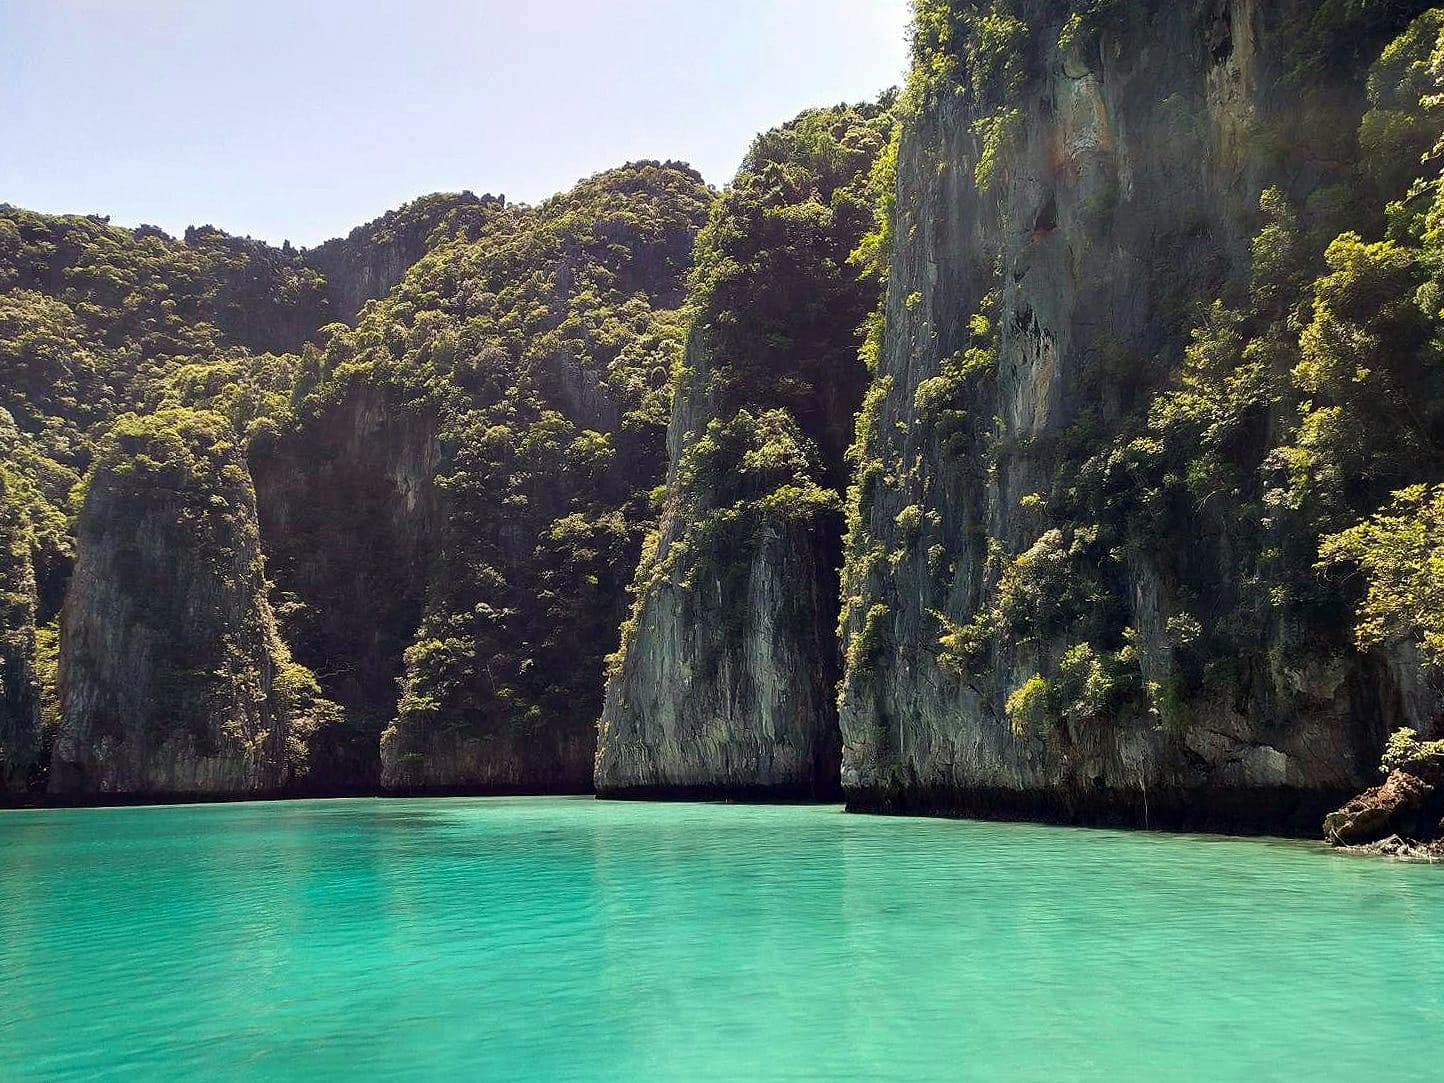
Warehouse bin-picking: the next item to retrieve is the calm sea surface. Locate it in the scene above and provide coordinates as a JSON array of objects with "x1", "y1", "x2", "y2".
[{"x1": 2, "y1": 797, "x2": 1441, "y2": 1081}]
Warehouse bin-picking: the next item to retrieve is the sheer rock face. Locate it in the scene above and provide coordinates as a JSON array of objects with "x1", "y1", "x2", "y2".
[
  {"x1": 595, "y1": 524, "x2": 842, "y2": 798},
  {"x1": 594, "y1": 349, "x2": 845, "y2": 798},
  {"x1": 0, "y1": 472, "x2": 40, "y2": 793},
  {"x1": 594, "y1": 106, "x2": 889, "y2": 798},
  {"x1": 837, "y1": 0, "x2": 1429, "y2": 832},
  {"x1": 250, "y1": 381, "x2": 440, "y2": 789},
  {"x1": 51, "y1": 412, "x2": 297, "y2": 797}
]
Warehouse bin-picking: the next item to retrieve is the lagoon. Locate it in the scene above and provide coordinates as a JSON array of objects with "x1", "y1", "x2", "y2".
[{"x1": 2, "y1": 797, "x2": 1441, "y2": 1081}]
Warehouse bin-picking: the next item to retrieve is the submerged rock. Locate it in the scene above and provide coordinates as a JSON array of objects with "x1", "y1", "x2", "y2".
[{"x1": 50, "y1": 410, "x2": 317, "y2": 797}]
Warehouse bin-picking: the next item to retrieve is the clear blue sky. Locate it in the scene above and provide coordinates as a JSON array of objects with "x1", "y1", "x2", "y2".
[{"x1": 0, "y1": 1, "x2": 911, "y2": 247}]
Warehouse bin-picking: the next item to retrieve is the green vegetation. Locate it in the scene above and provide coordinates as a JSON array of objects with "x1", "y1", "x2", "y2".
[
  {"x1": 1319, "y1": 485, "x2": 1444, "y2": 668},
  {"x1": 286, "y1": 162, "x2": 715, "y2": 778},
  {"x1": 0, "y1": 203, "x2": 339, "y2": 618},
  {"x1": 304, "y1": 191, "x2": 503, "y2": 321},
  {"x1": 1074, "y1": 7, "x2": 1444, "y2": 735},
  {"x1": 0, "y1": 468, "x2": 40, "y2": 790},
  {"x1": 1379, "y1": 725, "x2": 1444, "y2": 772},
  {"x1": 908, "y1": 2, "x2": 1028, "y2": 194},
  {"x1": 680, "y1": 100, "x2": 893, "y2": 465},
  {"x1": 0, "y1": 205, "x2": 327, "y2": 452},
  {"x1": 841, "y1": 1, "x2": 1444, "y2": 752},
  {"x1": 607, "y1": 102, "x2": 892, "y2": 696}
]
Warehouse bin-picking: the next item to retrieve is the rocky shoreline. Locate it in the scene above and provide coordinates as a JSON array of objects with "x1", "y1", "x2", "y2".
[{"x1": 1324, "y1": 738, "x2": 1444, "y2": 861}]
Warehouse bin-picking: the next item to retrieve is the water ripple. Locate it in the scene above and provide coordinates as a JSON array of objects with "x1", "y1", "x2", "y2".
[{"x1": 1, "y1": 798, "x2": 1441, "y2": 1081}]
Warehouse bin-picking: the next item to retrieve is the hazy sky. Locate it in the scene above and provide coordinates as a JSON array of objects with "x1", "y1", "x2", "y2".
[{"x1": 0, "y1": 1, "x2": 911, "y2": 247}]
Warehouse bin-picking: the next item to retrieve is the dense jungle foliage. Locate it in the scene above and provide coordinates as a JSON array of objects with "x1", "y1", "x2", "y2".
[
  {"x1": 273, "y1": 162, "x2": 713, "y2": 785},
  {"x1": 0, "y1": 181, "x2": 548, "y2": 791}
]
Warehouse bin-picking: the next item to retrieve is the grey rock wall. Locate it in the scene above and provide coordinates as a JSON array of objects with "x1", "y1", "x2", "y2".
[
  {"x1": 837, "y1": 0, "x2": 1430, "y2": 832},
  {"x1": 51, "y1": 412, "x2": 298, "y2": 797}
]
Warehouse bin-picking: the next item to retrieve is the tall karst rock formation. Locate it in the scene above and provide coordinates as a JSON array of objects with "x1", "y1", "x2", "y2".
[
  {"x1": 50, "y1": 411, "x2": 332, "y2": 797},
  {"x1": 837, "y1": 0, "x2": 1444, "y2": 831},
  {"x1": 276, "y1": 163, "x2": 714, "y2": 793},
  {"x1": 596, "y1": 103, "x2": 892, "y2": 797}
]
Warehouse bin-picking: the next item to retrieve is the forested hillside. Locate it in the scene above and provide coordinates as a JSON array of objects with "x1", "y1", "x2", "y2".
[
  {"x1": 0, "y1": 164, "x2": 710, "y2": 796},
  {"x1": 5, "y1": 1, "x2": 1444, "y2": 852},
  {"x1": 0, "y1": 206, "x2": 337, "y2": 790},
  {"x1": 286, "y1": 162, "x2": 712, "y2": 792}
]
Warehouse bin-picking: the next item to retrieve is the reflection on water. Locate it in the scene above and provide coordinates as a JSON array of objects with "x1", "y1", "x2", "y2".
[{"x1": 2, "y1": 798, "x2": 1442, "y2": 1081}]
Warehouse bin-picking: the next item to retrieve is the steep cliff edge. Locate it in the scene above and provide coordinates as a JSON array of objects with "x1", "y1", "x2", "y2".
[
  {"x1": 838, "y1": 0, "x2": 1443, "y2": 832},
  {"x1": 596, "y1": 103, "x2": 891, "y2": 797},
  {"x1": 302, "y1": 192, "x2": 504, "y2": 323},
  {"x1": 50, "y1": 410, "x2": 330, "y2": 797},
  {"x1": 249, "y1": 381, "x2": 441, "y2": 790}
]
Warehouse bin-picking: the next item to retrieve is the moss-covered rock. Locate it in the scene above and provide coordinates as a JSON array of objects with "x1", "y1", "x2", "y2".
[
  {"x1": 50, "y1": 409, "x2": 327, "y2": 796},
  {"x1": 596, "y1": 101, "x2": 892, "y2": 797}
]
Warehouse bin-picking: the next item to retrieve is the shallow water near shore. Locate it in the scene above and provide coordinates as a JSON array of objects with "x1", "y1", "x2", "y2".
[{"x1": 2, "y1": 797, "x2": 1441, "y2": 1081}]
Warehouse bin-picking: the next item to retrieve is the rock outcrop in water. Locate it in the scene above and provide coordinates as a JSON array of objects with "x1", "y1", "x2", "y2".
[
  {"x1": 50, "y1": 410, "x2": 330, "y2": 797},
  {"x1": 835, "y1": 0, "x2": 1444, "y2": 832},
  {"x1": 1325, "y1": 730, "x2": 1444, "y2": 859},
  {"x1": 596, "y1": 103, "x2": 892, "y2": 797}
]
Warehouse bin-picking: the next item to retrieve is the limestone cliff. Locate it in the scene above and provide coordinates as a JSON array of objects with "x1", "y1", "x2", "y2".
[
  {"x1": 50, "y1": 410, "x2": 315, "y2": 797},
  {"x1": 596, "y1": 104, "x2": 891, "y2": 796},
  {"x1": 250, "y1": 381, "x2": 441, "y2": 789},
  {"x1": 267, "y1": 164, "x2": 713, "y2": 793},
  {"x1": 303, "y1": 192, "x2": 503, "y2": 323},
  {"x1": 837, "y1": 0, "x2": 1440, "y2": 832},
  {"x1": 594, "y1": 382, "x2": 849, "y2": 797}
]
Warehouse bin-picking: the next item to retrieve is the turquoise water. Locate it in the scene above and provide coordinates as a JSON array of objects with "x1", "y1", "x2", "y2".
[{"x1": 2, "y1": 799, "x2": 1442, "y2": 1081}]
